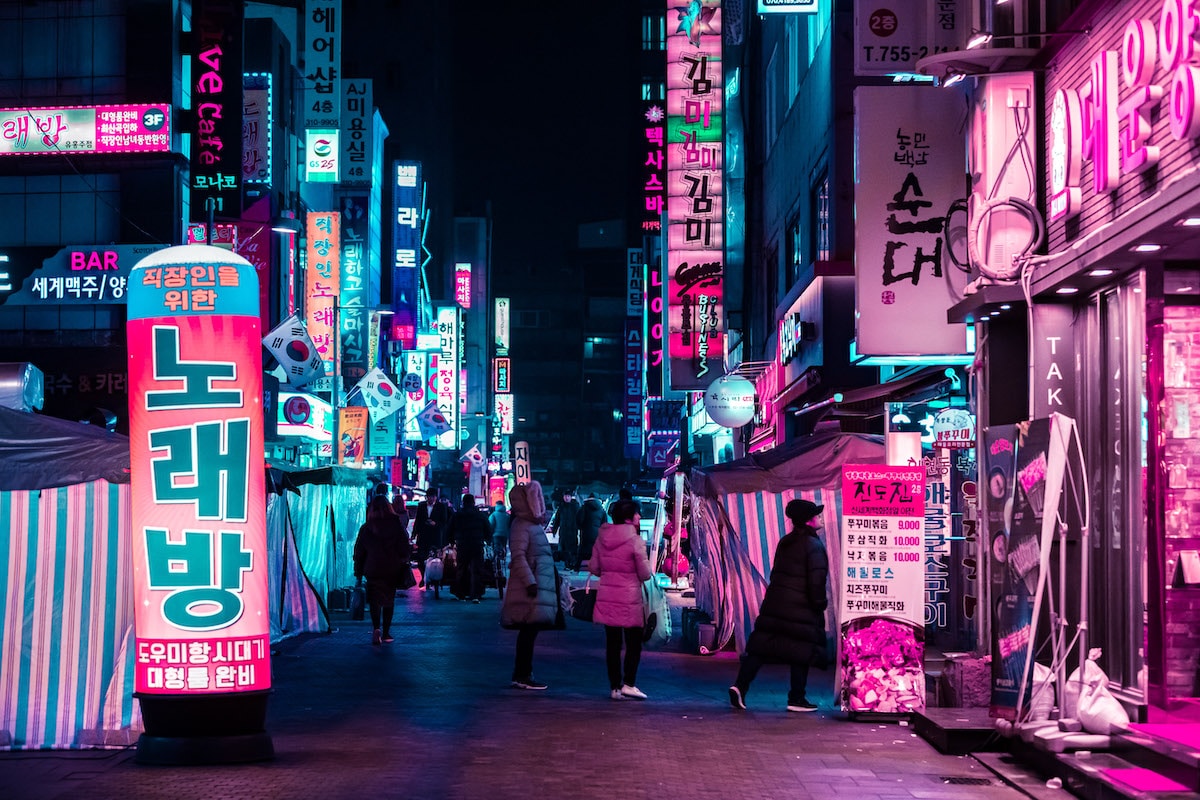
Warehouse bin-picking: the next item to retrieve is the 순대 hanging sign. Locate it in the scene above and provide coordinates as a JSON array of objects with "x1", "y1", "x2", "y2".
[{"x1": 840, "y1": 464, "x2": 926, "y2": 714}]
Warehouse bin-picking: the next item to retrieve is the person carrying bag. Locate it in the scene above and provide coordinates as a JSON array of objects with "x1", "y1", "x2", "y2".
[
  {"x1": 589, "y1": 498, "x2": 654, "y2": 701},
  {"x1": 353, "y1": 496, "x2": 412, "y2": 645}
]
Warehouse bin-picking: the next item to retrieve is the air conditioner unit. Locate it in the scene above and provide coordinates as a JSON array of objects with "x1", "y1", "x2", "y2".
[{"x1": 967, "y1": 72, "x2": 1041, "y2": 283}]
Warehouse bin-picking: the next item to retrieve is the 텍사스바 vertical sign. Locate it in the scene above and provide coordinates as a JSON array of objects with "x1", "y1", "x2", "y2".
[
  {"x1": 840, "y1": 464, "x2": 926, "y2": 714},
  {"x1": 127, "y1": 245, "x2": 269, "y2": 697}
]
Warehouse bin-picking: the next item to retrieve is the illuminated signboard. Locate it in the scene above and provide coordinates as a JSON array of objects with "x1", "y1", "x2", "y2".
[
  {"x1": 305, "y1": 212, "x2": 340, "y2": 375},
  {"x1": 455, "y1": 262, "x2": 472, "y2": 308},
  {"x1": 392, "y1": 160, "x2": 422, "y2": 349},
  {"x1": 337, "y1": 407, "x2": 367, "y2": 466},
  {"x1": 493, "y1": 357, "x2": 511, "y2": 393},
  {"x1": 305, "y1": 129, "x2": 339, "y2": 182},
  {"x1": 243, "y1": 73, "x2": 272, "y2": 185},
  {"x1": 191, "y1": 0, "x2": 243, "y2": 218},
  {"x1": 666, "y1": 0, "x2": 726, "y2": 389},
  {"x1": 127, "y1": 245, "x2": 269, "y2": 697},
  {"x1": 494, "y1": 297, "x2": 510, "y2": 350},
  {"x1": 402, "y1": 350, "x2": 428, "y2": 442},
  {"x1": 436, "y1": 306, "x2": 459, "y2": 449},
  {"x1": 645, "y1": 252, "x2": 665, "y2": 396},
  {"x1": 624, "y1": 321, "x2": 645, "y2": 459},
  {"x1": 339, "y1": 195, "x2": 369, "y2": 381},
  {"x1": 495, "y1": 392, "x2": 514, "y2": 435},
  {"x1": 758, "y1": 0, "x2": 817, "y2": 11},
  {"x1": 0, "y1": 244, "x2": 167, "y2": 306},
  {"x1": 186, "y1": 223, "x2": 237, "y2": 249},
  {"x1": 640, "y1": 101, "x2": 665, "y2": 232},
  {"x1": 0, "y1": 104, "x2": 170, "y2": 156},
  {"x1": 303, "y1": 0, "x2": 342, "y2": 129},
  {"x1": 340, "y1": 79, "x2": 372, "y2": 184},
  {"x1": 277, "y1": 391, "x2": 333, "y2": 441}
]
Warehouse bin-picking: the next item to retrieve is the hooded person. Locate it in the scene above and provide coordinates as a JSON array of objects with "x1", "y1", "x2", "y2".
[
  {"x1": 728, "y1": 498, "x2": 830, "y2": 713},
  {"x1": 499, "y1": 481, "x2": 560, "y2": 689},
  {"x1": 576, "y1": 493, "x2": 605, "y2": 569},
  {"x1": 589, "y1": 498, "x2": 654, "y2": 700}
]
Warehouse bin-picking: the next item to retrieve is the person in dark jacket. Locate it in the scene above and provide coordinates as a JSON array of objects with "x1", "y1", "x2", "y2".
[
  {"x1": 550, "y1": 489, "x2": 582, "y2": 570},
  {"x1": 729, "y1": 498, "x2": 829, "y2": 712},
  {"x1": 500, "y1": 481, "x2": 559, "y2": 690},
  {"x1": 353, "y1": 496, "x2": 413, "y2": 645},
  {"x1": 576, "y1": 494, "x2": 605, "y2": 569},
  {"x1": 414, "y1": 488, "x2": 449, "y2": 590},
  {"x1": 445, "y1": 493, "x2": 492, "y2": 602},
  {"x1": 590, "y1": 498, "x2": 654, "y2": 700}
]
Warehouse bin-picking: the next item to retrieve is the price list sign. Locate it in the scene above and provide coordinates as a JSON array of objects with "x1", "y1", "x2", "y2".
[{"x1": 839, "y1": 464, "x2": 926, "y2": 714}]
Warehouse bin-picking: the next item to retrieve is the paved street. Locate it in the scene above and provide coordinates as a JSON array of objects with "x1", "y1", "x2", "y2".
[{"x1": 1, "y1": 580, "x2": 1046, "y2": 800}]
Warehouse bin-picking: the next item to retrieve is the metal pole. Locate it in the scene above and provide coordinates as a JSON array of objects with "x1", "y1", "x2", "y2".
[
  {"x1": 331, "y1": 302, "x2": 340, "y2": 465},
  {"x1": 205, "y1": 197, "x2": 216, "y2": 246}
]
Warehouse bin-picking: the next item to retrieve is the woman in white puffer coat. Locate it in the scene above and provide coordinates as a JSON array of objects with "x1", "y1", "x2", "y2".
[{"x1": 589, "y1": 498, "x2": 654, "y2": 700}]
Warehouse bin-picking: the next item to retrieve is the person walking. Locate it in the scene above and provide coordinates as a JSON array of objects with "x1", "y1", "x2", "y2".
[
  {"x1": 489, "y1": 501, "x2": 511, "y2": 558},
  {"x1": 550, "y1": 489, "x2": 581, "y2": 570},
  {"x1": 500, "y1": 481, "x2": 559, "y2": 690},
  {"x1": 390, "y1": 486, "x2": 411, "y2": 538},
  {"x1": 728, "y1": 498, "x2": 830, "y2": 712},
  {"x1": 589, "y1": 498, "x2": 654, "y2": 701},
  {"x1": 445, "y1": 494, "x2": 492, "y2": 602},
  {"x1": 576, "y1": 493, "x2": 605, "y2": 570},
  {"x1": 353, "y1": 495, "x2": 412, "y2": 646},
  {"x1": 414, "y1": 488, "x2": 449, "y2": 591}
]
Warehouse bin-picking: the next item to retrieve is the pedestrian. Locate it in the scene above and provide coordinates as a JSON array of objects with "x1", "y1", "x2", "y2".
[
  {"x1": 589, "y1": 498, "x2": 654, "y2": 700},
  {"x1": 728, "y1": 498, "x2": 830, "y2": 713},
  {"x1": 577, "y1": 492, "x2": 605, "y2": 569},
  {"x1": 414, "y1": 488, "x2": 449, "y2": 591},
  {"x1": 391, "y1": 486, "x2": 411, "y2": 537},
  {"x1": 550, "y1": 488, "x2": 581, "y2": 570},
  {"x1": 500, "y1": 481, "x2": 559, "y2": 690},
  {"x1": 445, "y1": 493, "x2": 492, "y2": 602},
  {"x1": 353, "y1": 495, "x2": 412, "y2": 646},
  {"x1": 489, "y1": 500, "x2": 511, "y2": 558}
]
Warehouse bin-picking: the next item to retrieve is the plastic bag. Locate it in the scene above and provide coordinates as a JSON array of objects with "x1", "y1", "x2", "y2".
[
  {"x1": 641, "y1": 579, "x2": 671, "y2": 646},
  {"x1": 425, "y1": 556, "x2": 444, "y2": 582},
  {"x1": 1066, "y1": 648, "x2": 1130, "y2": 734}
]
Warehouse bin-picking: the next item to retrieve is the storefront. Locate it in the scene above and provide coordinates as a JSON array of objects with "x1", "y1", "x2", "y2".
[{"x1": 955, "y1": 0, "x2": 1200, "y2": 715}]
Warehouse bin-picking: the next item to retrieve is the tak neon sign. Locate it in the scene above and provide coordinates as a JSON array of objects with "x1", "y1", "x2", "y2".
[{"x1": 1050, "y1": 5, "x2": 1200, "y2": 220}]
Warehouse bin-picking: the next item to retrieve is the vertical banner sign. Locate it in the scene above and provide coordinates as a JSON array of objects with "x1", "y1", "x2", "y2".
[
  {"x1": 303, "y1": 0, "x2": 341, "y2": 129},
  {"x1": 494, "y1": 297, "x2": 511, "y2": 350},
  {"x1": 304, "y1": 212, "x2": 340, "y2": 376},
  {"x1": 645, "y1": 253, "x2": 665, "y2": 397},
  {"x1": 666, "y1": 0, "x2": 725, "y2": 389},
  {"x1": 340, "y1": 79, "x2": 372, "y2": 184},
  {"x1": 455, "y1": 263, "x2": 473, "y2": 308},
  {"x1": 854, "y1": 86, "x2": 968, "y2": 357},
  {"x1": 391, "y1": 161, "x2": 421, "y2": 350},
  {"x1": 337, "y1": 407, "x2": 367, "y2": 466},
  {"x1": 495, "y1": 392, "x2": 514, "y2": 435},
  {"x1": 840, "y1": 464, "x2": 926, "y2": 714},
  {"x1": 127, "y1": 246, "x2": 269, "y2": 696},
  {"x1": 513, "y1": 440, "x2": 531, "y2": 485},
  {"x1": 435, "y1": 306, "x2": 460, "y2": 449},
  {"x1": 624, "y1": 320, "x2": 645, "y2": 460},
  {"x1": 339, "y1": 195, "x2": 369, "y2": 382},
  {"x1": 191, "y1": 0, "x2": 244, "y2": 219},
  {"x1": 242, "y1": 72, "x2": 272, "y2": 185},
  {"x1": 641, "y1": 101, "x2": 666, "y2": 234},
  {"x1": 236, "y1": 195, "x2": 273, "y2": 327},
  {"x1": 304, "y1": 129, "x2": 339, "y2": 182},
  {"x1": 1031, "y1": 304, "x2": 1077, "y2": 419},
  {"x1": 402, "y1": 350, "x2": 427, "y2": 442},
  {"x1": 369, "y1": 411, "x2": 396, "y2": 458}
]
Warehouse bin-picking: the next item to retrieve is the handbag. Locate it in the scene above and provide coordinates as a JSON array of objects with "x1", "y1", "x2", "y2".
[
  {"x1": 425, "y1": 556, "x2": 444, "y2": 582},
  {"x1": 569, "y1": 576, "x2": 596, "y2": 622},
  {"x1": 641, "y1": 579, "x2": 670, "y2": 645},
  {"x1": 350, "y1": 582, "x2": 366, "y2": 621}
]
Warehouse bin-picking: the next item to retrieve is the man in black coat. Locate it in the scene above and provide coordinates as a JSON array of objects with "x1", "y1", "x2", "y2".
[
  {"x1": 576, "y1": 493, "x2": 605, "y2": 568},
  {"x1": 728, "y1": 498, "x2": 829, "y2": 712},
  {"x1": 445, "y1": 493, "x2": 493, "y2": 602},
  {"x1": 414, "y1": 488, "x2": 449, "y2": 590},
  {"x1": 550, "y1": 489, "x2": 582, "y2": 570}
]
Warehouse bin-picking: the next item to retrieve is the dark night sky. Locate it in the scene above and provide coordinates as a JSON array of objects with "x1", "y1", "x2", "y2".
[{"x1": 448, "y1": 2, "x2": 639, "y2": 274}]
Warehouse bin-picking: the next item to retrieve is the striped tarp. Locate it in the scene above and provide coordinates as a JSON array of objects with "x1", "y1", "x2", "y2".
[
  {"x1": 690, "y1": 485, "x2": 843, "y2": 656},
  {"x1": 0, "y1": 481, "x2": 141, "y2": 749}
]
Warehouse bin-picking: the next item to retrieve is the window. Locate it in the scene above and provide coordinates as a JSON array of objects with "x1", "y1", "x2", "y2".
[
  {"x1": 785, "y1": 16, "x2": 800, "y2": 108},
  {"x1": 814, "y1": 175, "x2": 830, "y2": 262},
  {"x1": 516, "y1": 310, "x2": 549, "y2": 328},
  {"x1": 642, "y1": 14, "x2": 665, "y2": 51},
  {"x1": 765, "y1": 45, "x2": 778, "y2": 152},
  {"x1": 642, "y1": 81, "x2": 665, "y2": 102},
  {"x1": 787, "y1": 216, "x2": 803, "y2": 286}
]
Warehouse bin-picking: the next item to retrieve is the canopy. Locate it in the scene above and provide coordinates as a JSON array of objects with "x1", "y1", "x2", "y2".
[{"x1": 0, "y1": 405, "x2": 130, "y2": 490}]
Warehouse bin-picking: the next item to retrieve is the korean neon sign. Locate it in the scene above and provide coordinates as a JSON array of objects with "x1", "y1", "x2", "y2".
[
  {"x1": 127, "y1": 246, "x2": 269, "y2": 695},
  {"x1": 1049, "y1": 4, "x2": 1200, "y2": 221},
  {"x1": 455, "y1": 262, "x2": 472, "y2": 308},
  {"x1": 305, "y1": 212, "x2": 340, "y2": 374}
]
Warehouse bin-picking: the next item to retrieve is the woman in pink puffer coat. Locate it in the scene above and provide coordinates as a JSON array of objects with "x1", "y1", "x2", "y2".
[{"x1": 589, "y1": 498, "x2": 654, "y2": 700}]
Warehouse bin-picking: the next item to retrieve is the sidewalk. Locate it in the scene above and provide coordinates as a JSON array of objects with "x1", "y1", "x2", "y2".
[{"x1": 1, "y1": 579, "x2": 1053, "y2": 800}]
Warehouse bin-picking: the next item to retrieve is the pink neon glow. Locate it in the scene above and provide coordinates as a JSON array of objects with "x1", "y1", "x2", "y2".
[
  {"x1": 1123, "y1": 19, "x2": 1157, "y2": 88},
  {"x1": 1171, "y1": 65, "x2": 1200, "y2": 139},
  {"x1": 1159, "y1": 0, "x2": 1188, "y2": 72},
  {"x1": 1120, "y1": 84, "x2": 1164, "y2": 173},
  {"x1": 1090, "y1": 51, "x2": 1120, "y2": 193}
]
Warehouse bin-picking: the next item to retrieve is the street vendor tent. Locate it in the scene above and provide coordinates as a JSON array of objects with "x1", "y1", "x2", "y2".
[
  {"x1": 0, "y1": 405, "x2": 363, "y2": 750},
  {"x1": 686, "y1": 431, "x2": 887, "y2": 656}
]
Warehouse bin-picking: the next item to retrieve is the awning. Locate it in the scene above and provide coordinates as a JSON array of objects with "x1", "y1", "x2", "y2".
[{"x1": 795, "y1": 366, "x2": 957, "y2": 426}]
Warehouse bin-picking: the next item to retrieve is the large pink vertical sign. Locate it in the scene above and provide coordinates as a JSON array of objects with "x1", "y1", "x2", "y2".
[
  {"x1": 127, "y1": 246, "x2": 270, "y2": 699},
  {"x1": 666, "y1": 0, "x2": 725, "y2": 390}
]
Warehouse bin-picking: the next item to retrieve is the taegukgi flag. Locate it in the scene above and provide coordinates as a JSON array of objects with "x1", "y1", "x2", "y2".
[
  {"x1": 460, "y1": 444, "x2": 485, "y2": 466},
  {"x1": 415, "y1": 400, "x2": 452, "y2": 439},
  {"x1": 262, "y1": 313, "x2": 323, "y2": 387},
  {"x1": 354, "y1": 367, "x2": 402, "y2": 422}
]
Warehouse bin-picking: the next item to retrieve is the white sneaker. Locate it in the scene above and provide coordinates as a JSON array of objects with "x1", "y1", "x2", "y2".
[
  {"x1": 620, "y1": 684, "x2": 647, "y2": 700},
  {"x1": 610, "y1": 689, "x2": 625, "y2": 700}
]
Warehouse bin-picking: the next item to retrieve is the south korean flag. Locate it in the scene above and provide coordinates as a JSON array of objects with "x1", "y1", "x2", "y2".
[
  {"x1": 415, "y1": 400, "x2": 452, "y2": 440},
  {"x1": 263, "y1": 313, "x2": 323, "y2": 387},
  {"x1": 354, "y1": 367, "x2": 402, "y2": 422}
]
